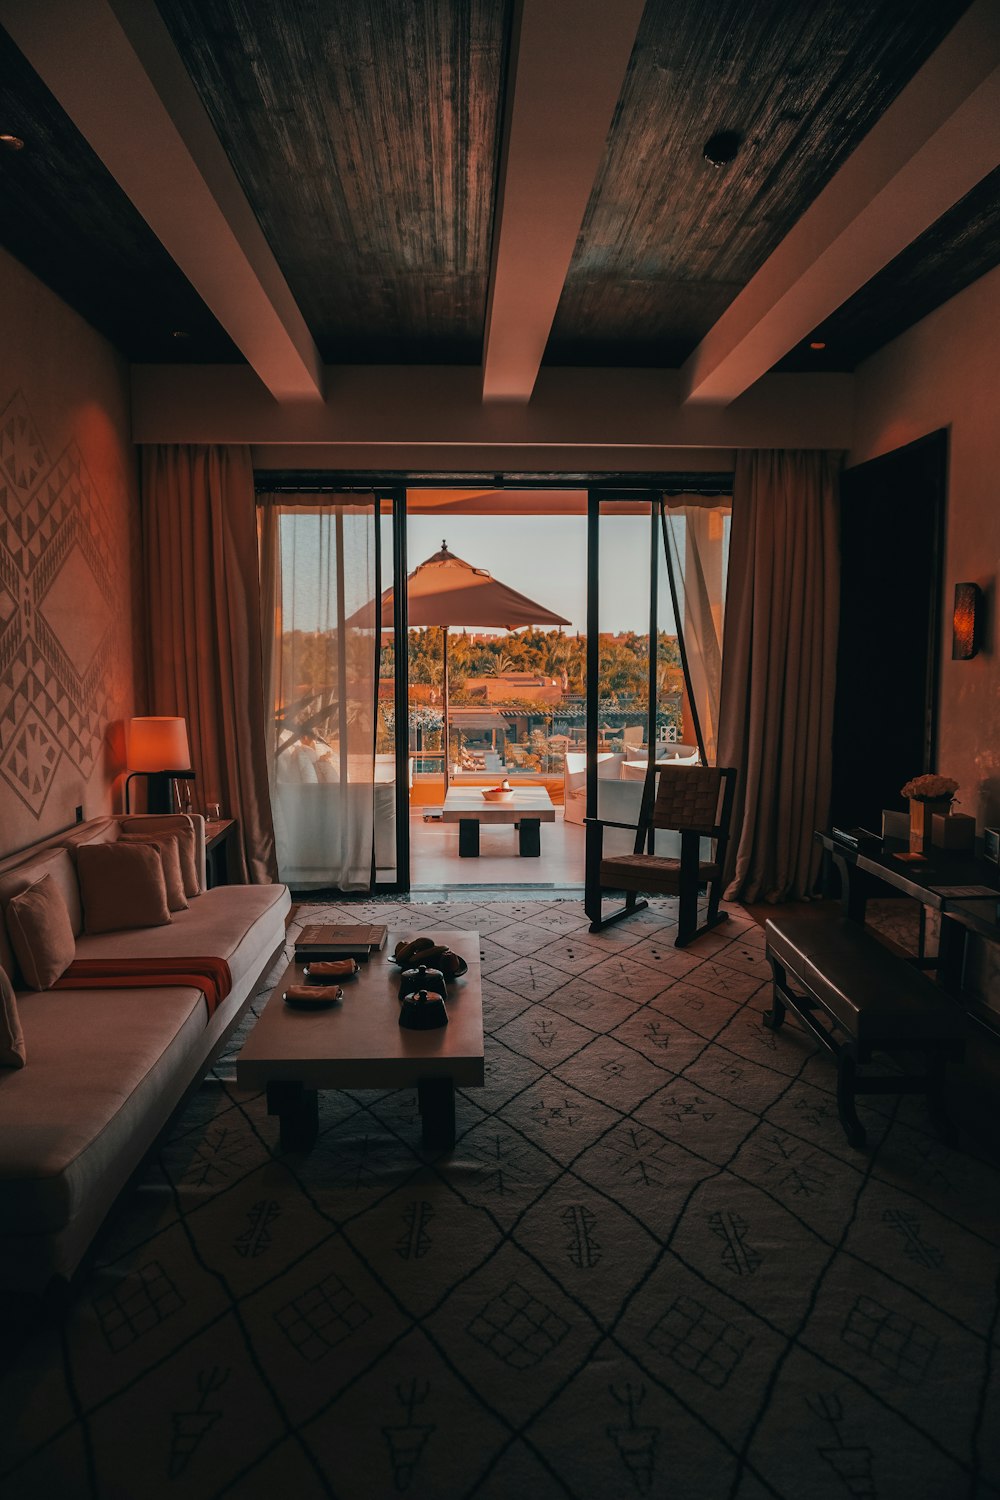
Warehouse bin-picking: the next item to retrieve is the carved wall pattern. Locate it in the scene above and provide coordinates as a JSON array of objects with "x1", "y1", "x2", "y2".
[{"x1": 0, "y1": 389, "x2": 123, "y2": 818}]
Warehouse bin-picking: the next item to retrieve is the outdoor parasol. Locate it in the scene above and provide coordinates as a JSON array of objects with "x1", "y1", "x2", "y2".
[{"x1": 376, "y1": 542, "x2": 570, "y2": 789}]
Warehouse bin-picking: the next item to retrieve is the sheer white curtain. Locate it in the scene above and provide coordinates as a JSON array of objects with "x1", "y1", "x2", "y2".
[
  {"x1": 660, "y1": 498, "x2": 729, "y2": 764},
  {"x1": 258, "y1": 497, "x2": 378, "y2": 890}
]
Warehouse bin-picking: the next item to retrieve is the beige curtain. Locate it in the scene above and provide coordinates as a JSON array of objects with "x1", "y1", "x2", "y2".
[
  {"x1": 660, "y1": 499, "x2": 728, "y2": 764},
  {"x1": 258, "y1": 497, "x2": 379, "y2": 891},
  {"x1": 718, "y1": 450, "x2": 841, "y2": 902},
  {"x1": 141, "y1": 445, "x2": 276, "y2": 883}
]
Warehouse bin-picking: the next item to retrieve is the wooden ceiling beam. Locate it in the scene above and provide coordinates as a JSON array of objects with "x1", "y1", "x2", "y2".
[
  {"x1": 481, "y1": 0, "x2": 646, "y2": 404},
  {"x1": 682, "y1": 0, "x2": 1000, "y2": 406},
  {"x1": 0, "y1": 0, "x2": 324, "y2": 403}
]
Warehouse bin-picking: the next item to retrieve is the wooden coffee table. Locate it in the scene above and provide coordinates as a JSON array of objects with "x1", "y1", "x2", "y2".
[
  {"x1": 441, "y1": 786, "x2": 556, "y2": 856},
  {"x1": 236, "y1": 930, "x2": 483, "y2": 1150}
]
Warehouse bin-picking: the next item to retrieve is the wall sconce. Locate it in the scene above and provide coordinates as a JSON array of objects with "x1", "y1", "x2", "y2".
[
  {"x1": 125, "y1": 717, "x2": 194, "y2": 813},
  {"x1": 952, "y1": 583, "x2": 982, "y2": 660}
]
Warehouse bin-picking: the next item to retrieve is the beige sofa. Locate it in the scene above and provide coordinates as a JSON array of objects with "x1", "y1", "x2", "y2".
[{"x1": 0, "y1": 814, "x2": 290, "y2": 1293}]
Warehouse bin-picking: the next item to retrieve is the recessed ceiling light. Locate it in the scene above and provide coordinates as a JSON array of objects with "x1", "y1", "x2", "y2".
[
  {"x1": 0, "y1": 133, "x2": 25, "y2": 151},
  {"x1": 171, "y1": 329, "x2": 190, "y2": 340},
  {"x1": 809, "y1": 340, "x2": 827, "y2": 350},
  {"x1": 703, "y1": 130, "x2": 742, "y2": 168}
]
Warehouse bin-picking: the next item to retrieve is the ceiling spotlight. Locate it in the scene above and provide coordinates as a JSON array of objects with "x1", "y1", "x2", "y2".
[
  {"x1": 0, "y1": 133, "x2": 25, "y2": 151},
  {"x1": 171, "y1": 329, "x2": 190, "y2": 340},
  {"x1": 809, "y1": 340, "x2": 827, "y2": 350},
  {"x1": 703, "y1": 130, "x2": 742, "y2": 168}
]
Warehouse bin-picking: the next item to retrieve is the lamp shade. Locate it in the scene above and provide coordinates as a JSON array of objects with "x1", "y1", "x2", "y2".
[{"x1": 128, "y1": 717, "x2": 191, "y2": 771}]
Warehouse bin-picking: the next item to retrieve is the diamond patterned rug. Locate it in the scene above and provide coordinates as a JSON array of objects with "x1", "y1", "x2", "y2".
[{"x1": 3, "y1": 898, "x2": 999, "y2": 1499}]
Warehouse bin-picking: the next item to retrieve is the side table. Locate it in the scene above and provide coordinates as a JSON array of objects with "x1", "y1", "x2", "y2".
[{"x1": 205, "y1": 818, "x2": 238, "y2": 888}]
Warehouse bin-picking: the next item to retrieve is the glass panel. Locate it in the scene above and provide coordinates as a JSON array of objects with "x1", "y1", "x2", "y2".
[{"x1": 405, "y1": 510, "x2": 586, "y2": 814}]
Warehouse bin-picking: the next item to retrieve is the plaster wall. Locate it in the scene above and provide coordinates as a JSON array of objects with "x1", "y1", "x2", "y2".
[
  {"x1": 0, "y1": 248, "x2": 141, "y2": 858},
  {"x1": 851, "y1": 259, "x2": 1000, "y2": 833}
]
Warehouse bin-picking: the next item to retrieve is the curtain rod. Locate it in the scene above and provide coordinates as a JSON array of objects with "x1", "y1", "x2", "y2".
[{"x1": 254, "y1": 469, "x2": 734, "y2": 496}]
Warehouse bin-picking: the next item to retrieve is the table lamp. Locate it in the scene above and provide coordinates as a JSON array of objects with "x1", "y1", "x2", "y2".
[{"x1": 125, "y1": 717, "x2": 194, "y2": 814}]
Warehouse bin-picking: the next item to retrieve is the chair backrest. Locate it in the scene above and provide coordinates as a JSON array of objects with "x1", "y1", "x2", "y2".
[{"x1": 650, "y1": 765, "x2": 726, "y2": 834}]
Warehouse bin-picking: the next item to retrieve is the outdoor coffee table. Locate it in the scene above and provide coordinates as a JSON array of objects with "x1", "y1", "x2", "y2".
[
  {"x1": 236, "y1": 930, "x2": 483, "y2": 1151},
  {"x1": 441, "y1": 786, "x2": 556, "y2": 856}
]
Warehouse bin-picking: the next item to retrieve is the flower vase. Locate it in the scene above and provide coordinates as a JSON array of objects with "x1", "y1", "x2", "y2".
[{"x1": 909, "y1": 797, "x2": 951, "y2": 855}]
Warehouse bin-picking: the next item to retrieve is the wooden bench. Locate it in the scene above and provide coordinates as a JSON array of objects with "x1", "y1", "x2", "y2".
[{"x1": 764, "y1": 910, "x2": 966, "y2": 1148}]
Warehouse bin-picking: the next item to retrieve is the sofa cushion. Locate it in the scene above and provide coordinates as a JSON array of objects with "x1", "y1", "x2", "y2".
[
  {"x1": 77, "y1": 842, "x2": 172, "y2": 934},
  {"x1": 0, "y1": 848, "x2": 83, "y2": 981},
  {"x1": 120, "y1": 832, "x2": 189, "y2": 911},
  {"x1": 0, "y1": 983, "x2": 205, "y2": 1233},
  {"x1": 171, "y1": 821, "x2": 201, "y2": 898},
  {"x1": 6, "y1": 874, "x2": 76, "y2": 990},
  {"x1": 116, "y1": 815, "x2": 203, "y2": 896},
  {"x1": 73, "y1": 882, "x2": 289, "y2": 991},
  {"x1": 0, "y1": 965, "x2": 25, "y2": 1068}
]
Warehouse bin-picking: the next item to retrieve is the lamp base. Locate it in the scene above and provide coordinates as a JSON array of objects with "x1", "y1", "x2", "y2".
[{"x1": 124, "y1": 769, "x2": 195, "y2": 815}]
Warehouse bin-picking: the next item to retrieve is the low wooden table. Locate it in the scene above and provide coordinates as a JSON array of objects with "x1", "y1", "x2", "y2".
[
  {"x1": 236, "y1": 930, "x2": 483, "y2": 1150},
  {"x1": 440, "y1": 786, "x2": 556, "y2": 857}
]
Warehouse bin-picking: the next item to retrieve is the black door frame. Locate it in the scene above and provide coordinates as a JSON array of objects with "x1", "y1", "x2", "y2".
[{"x1": 257, "y1": 470, "x2": 733, "y2": 893}]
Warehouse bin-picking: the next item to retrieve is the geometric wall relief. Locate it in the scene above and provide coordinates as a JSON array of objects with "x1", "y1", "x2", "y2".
[{"x1": 0, "y1": 389, "x2": 126, "y2": 817}]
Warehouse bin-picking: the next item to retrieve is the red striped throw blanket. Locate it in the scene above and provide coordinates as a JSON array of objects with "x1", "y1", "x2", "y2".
[{"x1": 53, "y1": 957, "x2": 233, "y2": 1016}]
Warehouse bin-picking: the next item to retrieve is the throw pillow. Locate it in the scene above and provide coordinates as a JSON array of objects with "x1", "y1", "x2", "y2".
[
  {"x1": 120, "y1": 833, "x2": 189, "y2": 911},
  {"x1": 5, "y1": 873, "x2": 76, "y2": 989},
  {"x1": 173, "y1": 821, "x2": 201, "y2": 899},
  {"x1": 76, "y1": 842, "x2": 171, "y2": 935},
  {"x1": 0, "y1": 963, "x2": 26, "y2": 1068}
]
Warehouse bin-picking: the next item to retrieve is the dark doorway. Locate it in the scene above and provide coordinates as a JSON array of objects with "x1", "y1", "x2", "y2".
[{"x1": 830, "y1": 430, "x2": 947, "y2": 832}]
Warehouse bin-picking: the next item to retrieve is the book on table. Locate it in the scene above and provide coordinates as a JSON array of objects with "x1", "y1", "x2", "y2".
[{"x1": 294, "y1": 924, "x2": 389, "y2": 961}]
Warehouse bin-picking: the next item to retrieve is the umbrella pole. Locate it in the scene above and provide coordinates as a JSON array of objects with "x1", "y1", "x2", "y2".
[{"x1": 442, "y1": 625, "x2": 450, "y2": 793}]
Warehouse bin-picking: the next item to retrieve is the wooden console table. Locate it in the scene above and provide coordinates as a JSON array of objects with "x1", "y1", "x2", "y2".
[{"x1": 817, "y1": 829, "x2": 1000, "y2": 999}]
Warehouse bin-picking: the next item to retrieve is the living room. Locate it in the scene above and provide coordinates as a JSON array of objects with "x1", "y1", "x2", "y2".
[{"x1": 1, "y1": 2, "x2": 1000, "y2": 1497}]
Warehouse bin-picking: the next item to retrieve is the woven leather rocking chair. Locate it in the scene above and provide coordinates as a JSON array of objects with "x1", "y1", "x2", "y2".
[{"x1": 584, "y1": 764, "x2": 737, "y2": 946}]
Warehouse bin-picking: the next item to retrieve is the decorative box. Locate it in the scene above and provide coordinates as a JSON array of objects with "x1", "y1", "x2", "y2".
[
  {"x1": 931, "y1": 813, "x2": 976, "y2": 853},
  {"x1": 881, "y1": 810, "x2": 910, "y2": 842}
]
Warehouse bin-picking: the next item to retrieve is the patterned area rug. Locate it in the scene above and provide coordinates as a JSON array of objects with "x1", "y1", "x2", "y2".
[{"x1": 3, "y1": 898, "x2": 999, "y2": 1500}]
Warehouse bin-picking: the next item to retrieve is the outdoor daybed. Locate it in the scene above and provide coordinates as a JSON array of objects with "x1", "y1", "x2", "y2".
[{"x1": 0, "y1": 813, "x2": 289, "y2": 1294}]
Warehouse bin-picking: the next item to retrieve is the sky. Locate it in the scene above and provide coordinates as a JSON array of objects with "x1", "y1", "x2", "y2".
[
  {"x1": 278, "y1": 507, "x2": 718, "y2": 637},
  {"x1": 404, "y1": 512, "x2": 672, "y2": 636}
]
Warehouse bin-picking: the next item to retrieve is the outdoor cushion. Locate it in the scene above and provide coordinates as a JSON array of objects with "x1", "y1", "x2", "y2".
[
  {"x1": 76, "y1": 842, "x2": 171, "y2": 934},
  {"x1": 0, "y1": 983, "x2": 205, "y2": 1234},
  {"x1": 6, "y1": 874, "x2": 77, "y2": 990},
  {"x1": 73, "y1": 883, "x2": 289, "y2": 992}
]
